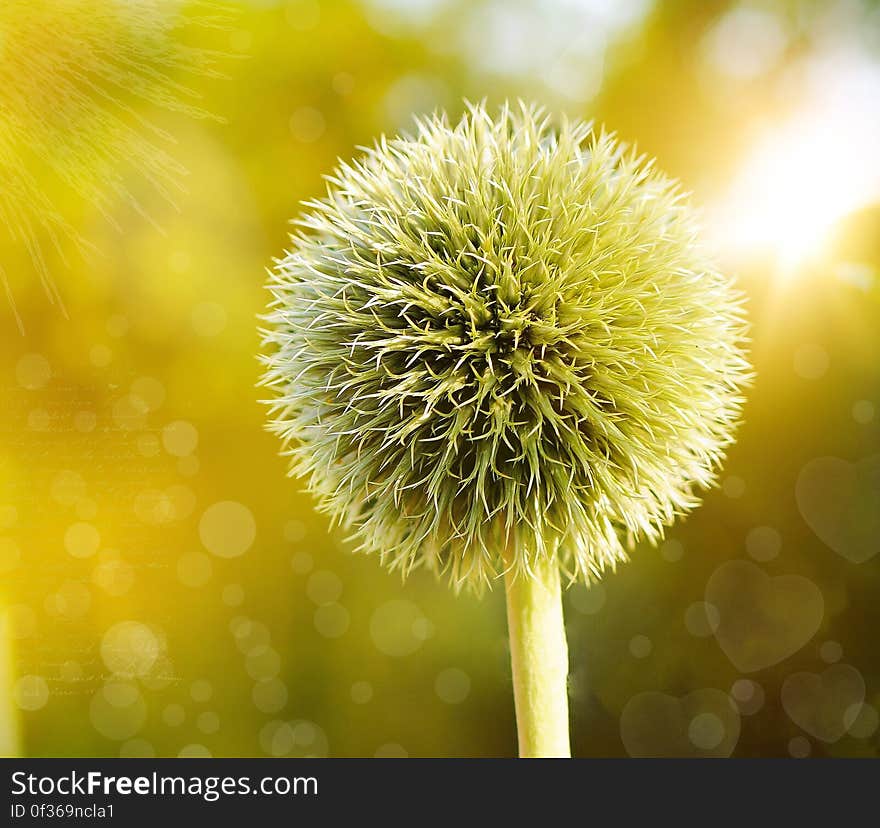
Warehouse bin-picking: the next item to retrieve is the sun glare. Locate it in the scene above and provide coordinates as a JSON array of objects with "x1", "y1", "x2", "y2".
[{"x1": 711, "y1": 65, "x2": 880, "y2": 275}]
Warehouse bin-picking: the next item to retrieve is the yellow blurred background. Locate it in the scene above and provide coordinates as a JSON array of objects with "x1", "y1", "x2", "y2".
[{"x1": 1, "y1": 0, "x2": 878, "y2": 757}]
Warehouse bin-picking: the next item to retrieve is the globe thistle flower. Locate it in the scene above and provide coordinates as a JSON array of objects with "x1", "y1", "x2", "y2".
[
  {"x1": 262, "y1": 102, "x2": 750, "y2": 756},
  {"x1": 263, "y1": 103, "x2": 749, "y2": 587}
]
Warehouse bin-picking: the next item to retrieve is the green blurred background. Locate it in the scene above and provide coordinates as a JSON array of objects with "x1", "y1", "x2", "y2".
[{"x1": 1, "y1": 0, "x2": 878, "y2": 758}]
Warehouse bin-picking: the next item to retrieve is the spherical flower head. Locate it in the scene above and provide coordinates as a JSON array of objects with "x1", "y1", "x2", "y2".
[{"x1": 262, "y1": 102, "x2": 750, "y2": 591}]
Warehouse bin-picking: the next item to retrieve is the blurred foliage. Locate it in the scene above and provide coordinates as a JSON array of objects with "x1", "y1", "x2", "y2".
[{"x1": 0, "y1": 0, "x2": 878, "y2": 757}]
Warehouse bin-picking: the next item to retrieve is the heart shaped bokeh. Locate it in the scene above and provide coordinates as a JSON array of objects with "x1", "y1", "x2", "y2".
[
  {"x1": 706, "y1": 560, "x2": 824, "y2": 673},
  {"x1": 781, "y1": 664, "x2": 866, "y2": 743},
  {"x1": 796, "y1": 455, "x2": 880, "y2": 563},
  {"x1": 620, "y1": 688, "x2": 740, "y2": 757}
]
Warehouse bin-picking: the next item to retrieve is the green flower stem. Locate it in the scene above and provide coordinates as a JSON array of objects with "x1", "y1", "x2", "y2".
[
  {"x1": 504, "y1": 557, "x2": 571, "y2": 758},
  {"x1": 0, "y1": 596, "x2": 21, "y2": 757}
]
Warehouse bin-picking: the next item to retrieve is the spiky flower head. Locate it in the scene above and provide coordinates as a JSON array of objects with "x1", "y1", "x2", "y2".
[{"x1": 262, "y1": 103, "x2": 750, "y2": 591}]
